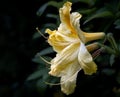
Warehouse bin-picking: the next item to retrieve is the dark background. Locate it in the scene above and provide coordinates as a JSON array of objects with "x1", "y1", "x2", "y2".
[{"x1": 0, "y1": 0, "x2": 48, "y2": 97}]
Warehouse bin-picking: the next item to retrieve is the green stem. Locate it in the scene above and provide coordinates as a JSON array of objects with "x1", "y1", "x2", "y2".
[
  {"x1": 98, "y1": 43, "x2": 116, "y2": 55},
  {"x1": 107, "y1": 33, "x2": 120, "y2": 56}
]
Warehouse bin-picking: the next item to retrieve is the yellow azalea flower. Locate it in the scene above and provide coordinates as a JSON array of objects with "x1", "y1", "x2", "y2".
[{"x1": 45, "y1": 1, "x2": 105, "y2": 95}]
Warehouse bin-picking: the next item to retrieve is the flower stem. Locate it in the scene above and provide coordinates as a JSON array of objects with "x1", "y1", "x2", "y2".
[{"x1": 107, "y1": 33, "x2": 120, "y2": 56}]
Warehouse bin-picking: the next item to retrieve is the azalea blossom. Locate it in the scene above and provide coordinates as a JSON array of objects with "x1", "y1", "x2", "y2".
[{"x1": 45, "y1": 1, "x2": 105, "y2": 95}]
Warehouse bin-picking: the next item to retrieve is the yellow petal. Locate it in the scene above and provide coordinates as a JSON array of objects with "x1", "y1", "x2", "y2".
[
  {"x1": 84, "y1": 32, "x2": 105, "y2": 43},
  {"x1": 46, "y1": 29, "x2": 67, "y2": 52},
  {"x1": 59, "y1": 1, "x2": 84, "y2": 40},
  {"x1": 46, "y1": 28, "x2": 80, "y2": 53},
  {"x1": 79, "y1": 42, "x2": 93, "y2": 63},
  {"x1": 61, "y1": 70, "x2": 79, "y2": 95},
  {"x1": 70, "y1": 12, "x2": 85, "y2": 42},
  {"x1": 82, "y1": 61, "x2": 97, "y2": 75},
  {"x1": 49, "y1": 43, "x2": 80, "y2": 77},
  {"x1": 60, "y1": 61, "x2": 81, "y2": 95},
  {"x1": 59, "y1": 1, "x2": 72, "y2": 31},
  {"x1": 78, "y1": 42, "x2": 97, "y2": 75}
]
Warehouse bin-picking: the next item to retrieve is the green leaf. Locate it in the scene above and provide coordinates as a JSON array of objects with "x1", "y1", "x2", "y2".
[
  {"x1": 32, "y1": 32, "x2": 41, "y2": 39},
  {"x1": 32, "y1": 29, "x2": 47, "y2": 39},
  {"x1": 102, "y1": 68, "x2": 115, "y2": 76},
  {"x1": 36, "y1": 1, "x2": 63, "y2": 16},
  {"x1": 79, "y1": 8, "x2": 96, "y2": 15},
  {"x1": 84, "y1": 8, "x2": 113, "y2": 24},
  {"x1": 39, "y1": 47, "x2": 54, "y2": 56},
  {"x1": 32, "y1": 55, "x2": 44, "y2": 64},
  {"x1": 36, "y1": 79, "x2": 48, "y2": 95},
  {"x1": 26, "y1": 69, "x2": 48, "y2": 81},
  {"x1": 116, "y1": 72, "x2": 120, "y2": 84},
  {"x1": 110, "y1": 54, "x2": 115, "y2": 66},
  {"x1": 32, "y1": 53, "x2": 52, "y2": 65},
  {"x1": 46, "y1": 14, "x2": 58, "y2": 19},
  {"x1": 114, "y1": 19, "x2": 120, "y2": 29},
  {"x1": 43, "y1": 23, "x2": 58, "y2": 29},
  {"x1": 78, "y1": 0, "x2": 96, "y2": 6}
]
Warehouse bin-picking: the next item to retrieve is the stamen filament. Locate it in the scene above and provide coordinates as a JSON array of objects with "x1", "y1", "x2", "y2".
[{"x1": 36, "y1": 27, "x2": 48, "y2": 39}]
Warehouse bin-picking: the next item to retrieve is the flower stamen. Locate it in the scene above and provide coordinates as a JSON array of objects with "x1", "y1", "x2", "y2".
[{"x1": 36, "y1": 27, "x2": 48, "y2": 39}]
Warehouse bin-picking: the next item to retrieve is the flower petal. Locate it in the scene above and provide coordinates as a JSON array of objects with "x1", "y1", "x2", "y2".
[
  {"x1": 59, "y1": 2, "x2": 72, "y2": 31},
  {"x1": 78, "y1": 42, "x2": 97, "y2": 75},
  {"x1": 46, "y1": 29, "x2": 68, "y2": 53},
  {"x1": 46, "y1": 29, "x2": 79, "y2": 53},
  {"x1": 60, "y1": 61, "x2": 81, "y2": 95},
  {"x1": 49, "y1": 43, "x2": 80, "y2": 77},
  {"x1": 83, "y1": 32, "x2": 105, "y2": 43},
  {"x1": 59, "y1": 1, "x2": 85, "y2": 42}
]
